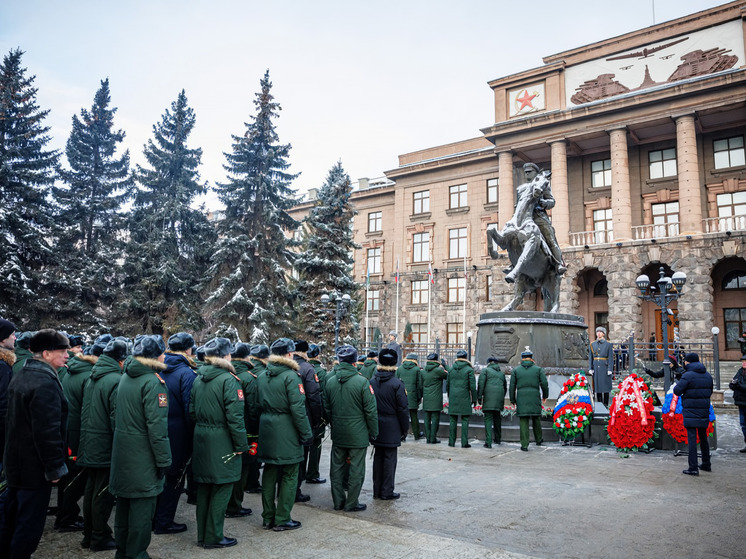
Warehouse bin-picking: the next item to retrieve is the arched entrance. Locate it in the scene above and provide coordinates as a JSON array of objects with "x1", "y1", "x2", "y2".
[
  {"x1": 712, "y1": 257, "x2": 746, "y2": 360},
  {"x1": 577, "y1": 268, "x2": 608, "y2": 332}
]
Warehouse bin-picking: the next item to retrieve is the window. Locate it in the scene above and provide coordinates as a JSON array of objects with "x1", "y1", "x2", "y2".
[
  {"x1": 368, "y1": 211, "x2": 382, "y2": 233},
  {"x1": 366, "y1": 289, "x2": 380, "y2": 311},
  {"x1": 714, "y1": 136, "x2": 745, "y2": 169},
  {"x1": 486, "y1": 178, "x2": 498, "y2": 204},
  {"x1": 446, "y1": 322, "x2": 464, "y2": 344},
  {"x1": 723, "y1": 270, "x2": 746, "y2": 290},
  {"x1": 724, "y1": 307, "x2": 746, "y2": 350},
  {"x1": 593, "y1": 209, "x2": 613, "y2": 243},
  {"x1": 591, "y1": 159, "x2": 612, "y2": 188},
  {"x1": 649, "y1": 148, "x2": 677, "y2": 179},
  {"x1": 411, "y1": 280, "x2": 429, "y2": 305},
  {"x1": 594, "y1": 312, "x2": 609, "y2": 335},
  {"x1": 593, "y1": 279, "x2": 608, "y2": 297},
  {"x1": 486, "y1": 275, "x2": 493, "y2": 301},
  {"x1": 412, "y1": 232, "x2": 430, "y2": 263},
  {"x1": 651, "y1": 201, "x2": 679, "y2": 237},
  {"x1": 449, "y1": 227, "x2": 467, "y2": 259},
  {"x1": 449, "y1": 184, "x2": 467, "y2": 209},
  {"x1": 716, "y1": 191, "x2": 746, "y2": 231},
  {"x1": 413, "y1": 190, "x2": 430, "y2": 214},
  {"x1": 448, "y1": 277, "x2": 465, "y2": 303},
  {"x1": 410, "y1": 323, "x2": 428, "y2": 344},
  {"x1": 366, "y1": 247, "x2": 381, "y2": 274}
]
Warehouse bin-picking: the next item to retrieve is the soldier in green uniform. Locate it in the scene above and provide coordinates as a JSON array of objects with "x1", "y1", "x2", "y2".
[
  {"x1": 359, "y1": 351, "x2": 378, "y2": 381},
  {"x1": 446, "y1": 350, "x2": 477, "y2": 448},
  {"x1": 396, "y1": 353, "x2": 423, "y2": 439},
  {"x1": 78, "y1": 338, "x2": 129, "y2": 552},
  {"x1": 190, "y1": 337, "x2": 248, "y2": 548},
  {"x1": 225, "y1": 342, "x2": 257, "y2": 517},
  {"x1": 509, "y1": 347, "x2": 549, "y2": 451},
  {"x1": 422, "y1": 353, "x2": 448, "y2": 444},
  {"x1": 323, "y1": 345, "x2": 378, "y2": 512},
  {"x1": 305, "y1": 343, "x2": 328, "y2": 485},
  {"x1": 246, "y1": 344, "x2": 270, "y2": 493},
  {"x1": 12, "y1": 331, "x2": 34, "y2": 374},
  {"x1": 257, "y1": 338, "x2": 312, "y2": 531},
  {"x1": 109, "y1": 335, "x2": 172, "y2": 559},
  {"x1": 56, "y1": 336, "x2": 106, "y2": 532},
  {"x1": 478, "y1": 357, "x2": 507, "y2": 447}
]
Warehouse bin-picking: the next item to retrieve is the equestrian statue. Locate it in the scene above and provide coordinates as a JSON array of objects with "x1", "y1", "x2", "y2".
[{"x1": 487, "y1": 162, "x2": 566, "y2": 313}]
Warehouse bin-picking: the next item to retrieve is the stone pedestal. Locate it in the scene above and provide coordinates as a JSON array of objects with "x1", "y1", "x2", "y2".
[{"x1": 474, "y1": 311, "x2": 590, "y2": 373}]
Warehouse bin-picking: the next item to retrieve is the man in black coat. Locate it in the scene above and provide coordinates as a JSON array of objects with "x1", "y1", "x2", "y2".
[
  {"x1": 0, "y1": 329, "x2": 70, "y2": 558},
  {"x1": 728, "y1": 355, "x2": 746, "y2": 453},
  {"x1": 673, "y1": 352, "x2": 713, "y2": 476},
  {"x1": 292, "y1": 340, "x2": 323, "y2": 502},
  {"x1": 369, "y1": 348, "x2": 409, "y2": 500}
]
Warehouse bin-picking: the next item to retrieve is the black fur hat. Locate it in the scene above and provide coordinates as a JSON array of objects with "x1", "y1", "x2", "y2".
[
  {"x1": 103, "y1": 339, "x2": 130, "y2": 362},
  {"x1": 133, "y1": 335, "x2": 166, "y2": 359},
  {"x1": 336, "y1": 344, "x2": 358, "y2": 364},
  {"x1": 29, "y1": 329, "x2": 71, "y2": 353},
  {"x1": 307, "y1": 344, "x2": 320, "y2": 359},
  {"x1": 250, "y1": 345, "x2": 270, "y2": 359},
  {"x1": 270, "y1": 338, "x2": 295, "y2": 356},
  {"x1": 232, "y1": 342, "x2": 252, "y2": 359},
  {"x1": 204, "y1": 337, "x2": 234, "y2": 358},
  {"x1": 293, "y1": 340, "x2": 309, "y2": 353},
  {"x1": 168, "y1": 332, "x2": 195, "y2": 352},
  {"x1": 426, "y1": 352, "x2": 439, "y2": 361},
  {"x1": 0, "y1": 318, "x2": 15, "y2": 342},
  {"x1": 378, "y1": 348, "x2": 398, "y2": 367}
]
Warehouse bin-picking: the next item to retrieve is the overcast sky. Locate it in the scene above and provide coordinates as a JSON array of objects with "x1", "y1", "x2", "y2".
[{"x1": 1, "y1": 0, "x2": 724, "y2": 209}]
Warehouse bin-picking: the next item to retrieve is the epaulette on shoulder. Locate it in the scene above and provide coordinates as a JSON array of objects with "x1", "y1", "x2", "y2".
[
  {"x1": 229, "y1": 371, "x2": 241, "y2": 382},
  {"x1": 154, "y1": 372, "x2": 166, "y2": 384}
]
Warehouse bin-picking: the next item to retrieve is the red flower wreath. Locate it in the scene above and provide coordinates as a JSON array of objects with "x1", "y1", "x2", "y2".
[{"x1": 606, "y1": 373, "x2": 657, "y2": 452}]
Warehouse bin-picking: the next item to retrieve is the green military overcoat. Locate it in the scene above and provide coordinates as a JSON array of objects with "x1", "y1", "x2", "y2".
[
  {"x1": 509, "y1": 359, "x2": 549, "y2": 416},
  {"x1": 256, "y1": 356, "x2": 312, "y2": 465},
  {"x1": 109, "y1": 356, "x2": 171, "y2": 498},
  {"x1": 190, "y1": 356, "x2": 249, "y2": 484},
  {"x1": 422, "y1": 360, "x2": 447, "y2": 412},
  {"x1": 323, "y1": 362, "x2": 379, "y2": 447},
  {"x1": 396, "y1": 358, "x2": 423, "y2": 410},
  {"x1": 478, "y1": 362, "x2": 507, "y2": 411},
  {"x1": 446, "y1": 359, "x2": 477, "y2": 415},
  {"x1": 78, "y1": 353, "x2": 122, "y2": 468}
]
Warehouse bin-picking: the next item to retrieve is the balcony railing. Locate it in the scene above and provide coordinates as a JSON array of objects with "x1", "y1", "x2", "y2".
[
  {"x1": 632, "y1": 222, "x2": 680, "y2": 240},
  {"x1": 569, "y1": 230, "x2": 613, "y2": 247},
  {"x1": 570, "y1": 215, "x2": 745, "y2": 247},
  {"x1": 703, "y1": 214, "x2": 746, "y2": 233}
]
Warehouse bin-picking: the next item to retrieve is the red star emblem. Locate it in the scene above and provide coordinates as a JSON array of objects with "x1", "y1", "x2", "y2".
[{"x1": 516, "y1": 89, "x2": 537, "y2": 111}]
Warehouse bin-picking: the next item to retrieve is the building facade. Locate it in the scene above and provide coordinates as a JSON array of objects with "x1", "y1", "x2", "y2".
[{"x1": 295, "y1": 2, "x2": 746, "y2": 360}]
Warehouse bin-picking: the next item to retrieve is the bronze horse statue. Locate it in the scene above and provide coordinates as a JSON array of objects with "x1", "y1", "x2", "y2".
[{"x1": 487, "y1": 170, "x2": 562, "y2": 313}]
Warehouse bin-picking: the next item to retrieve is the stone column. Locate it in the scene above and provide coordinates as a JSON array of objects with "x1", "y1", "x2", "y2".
[
  {"x1": 675, "y1": 115, "x2": 703, "y2": 234},
  {"x1": 498, "y1": 151, "x2": 514, "y2": 227},
  {"x1": 549, "y1": 140, "x2": 570, "y2": 245},
  {"x1": 609, "y1": 128, "x2": 632, "y2": 241}
]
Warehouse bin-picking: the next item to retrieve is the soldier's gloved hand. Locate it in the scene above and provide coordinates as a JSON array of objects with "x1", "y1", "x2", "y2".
[
  {"x1": 369, "y1": 436, "x2": 377, "y2": 445},
  {"x1": 156, "y1": 467, "x2": 166, "y2": 480},
  {"x1": 300, "y1": 438, "x2": 313, "y2": 448},
  {"x1": 401, "y1": 433, "x2": 407, "y2": 442},
  {"x1": 589, "y1": 369, "x2": 594, "y2": 375}
]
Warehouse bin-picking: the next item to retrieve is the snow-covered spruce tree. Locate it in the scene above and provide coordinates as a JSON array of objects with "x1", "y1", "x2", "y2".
[
  {"x1": 119, "y1": 90, "x2": 215, "y2": 336},
  {"x1": 47, "y1": 78, "x2": 134, "y2": 332},
  {"x1": 0, "y1": 49, "x2": 59, "y2": 328},
  {"x1": 207, "y1": 70, "x2": 299, "y2": 343},
  {"x1": 293, "y1": 161, "x2": 360, "y2": 350}
]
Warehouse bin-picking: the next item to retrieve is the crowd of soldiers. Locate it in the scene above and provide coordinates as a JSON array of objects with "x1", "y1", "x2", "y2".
[{"x1": 0, "y1": 318, "x2": 551, "y2": 558}]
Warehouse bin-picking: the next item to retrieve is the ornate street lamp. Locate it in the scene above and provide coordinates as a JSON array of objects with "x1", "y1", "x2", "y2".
[
  {"x1": 320, "y1": 293, "x2": 352, "y2": 351},
  {"x1": 635, "y1": 266, "x2": 687, "y2": 392}
]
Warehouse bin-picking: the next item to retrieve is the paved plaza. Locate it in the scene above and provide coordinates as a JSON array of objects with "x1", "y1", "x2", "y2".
[{"x1": 37, "y1": 409, "x2": 745, "y2": 559}]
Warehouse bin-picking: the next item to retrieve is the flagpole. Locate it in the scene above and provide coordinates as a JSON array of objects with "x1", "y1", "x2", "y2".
[
  {"x1": 366, "y1": 266, "x2": 370, "y2": 349},
  {"x1": 427, "y1": 263, "x2": 432, "y2": 344},
  {"x1": 463, "y1": 254, "x2": 467, "y2": 346},
  {"x1": 395, "y1": 257, "x2": 400, "y2": 339}
]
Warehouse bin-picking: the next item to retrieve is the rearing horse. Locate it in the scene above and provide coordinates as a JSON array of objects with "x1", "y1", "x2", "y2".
[{"x1": 487, "y1": 170, "x2": 561, "y2": 313}]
